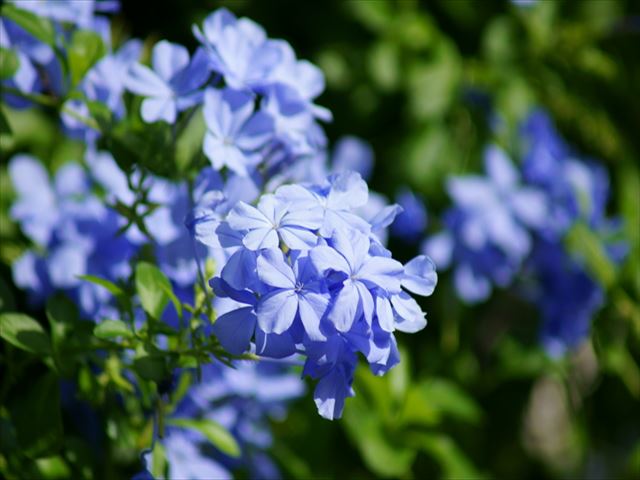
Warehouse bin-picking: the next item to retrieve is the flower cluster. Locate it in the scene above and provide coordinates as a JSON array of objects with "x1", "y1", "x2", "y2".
[
  {"x1": 424, "y1": 145, "x2": 547, "y2": 303},
  {"x1": 424, "y1": 111, "x2": 626, "y2": 354},
  {"x1": 123, "y1": 7, "x2": 329, "y2": 181},
  {"x1": 9, "y1": 153, "x2": 136, "y2": 317},
  {"x1": 1, "y1": 1, "x2": 118, "y2": 106},
  {"x1": 195, "y1": 171, "x2": 437, "y2": 419},
  {"x1": 163, "y1": 361, "x2": 304, "y2": 480}
]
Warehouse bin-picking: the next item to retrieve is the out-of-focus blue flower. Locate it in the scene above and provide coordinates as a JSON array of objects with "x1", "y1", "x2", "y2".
[
  {"x1": 193, "y1": 8, "x2": 282, "y2": 92},
  {"x1": 424, "y1": 145, "x2": 547, "y2": 303},
  {"x1": 125, "y1": 40, "x2": 210, "y2": 123},
  {"x1": 518, "y1": 110, "x2": 628, "y2": 354},
  {"x1": 7, "y1": 0, "x2": 119, "y2": 30},
  {"x1": 196, "y1": 171, "x2": 436, "y2": 420},
  {"x1": 391, "y1": 188, "x2": 428, "y2": 243},
  {"x1": 331, "y1": 136, "x2": 374, "y2": 181},
  {"x1": 2, "y1": 0, "x2": 119, "y2": 105},
  {"x1": 164, "y1": 360, "x2": 304, "y2": 479},
  {"x1": 522, "y1": 110, "x2": 611, "y2": 235},
  {"x1": 525, "y1": 239, "x2": 604, "y2": 357},
  {"x1": 202, "y1": 88, "x2": 274, "y2": 175},
  {"x1": 62, "y1": 40, "x2": 143, "y2": 144},
  {"x1": 9, "y1": 154, "x2": 137, "y2": 316}
]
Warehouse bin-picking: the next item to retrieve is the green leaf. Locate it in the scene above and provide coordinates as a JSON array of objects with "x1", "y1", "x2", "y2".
[
  {"x1": 35, "y1": 456, "x2": 71, "y2": 480},
  {"x1": 78, "y1": 274, "x2": 124, "y2": 297},
  {"x1": 94, "y1": 319, "x2": 133, "y2": 340},
  {"x1": 0, "y1": 275, "x2": 16, "y2": 312},
  {"x1": 414, "y1": 433, "x2": 484, "y2": 479},
  {"x1": 0, "y1": 312, "x2": 52, "y2": 355},
  {"x1": 175, "y1": 107, "x2": 207, "y2": 172},
  {"x1": 2, "y1": 4, "x2": 56, "y2": 47},
  {"x1": 343, "y1": 393, "x2": 416, "y2": 478},
  {"x1": 45, "y1": 295, "x2": 80, "y2": 374},
  {"x1": 67, "y1": 30, "x2": 106, "y2": 87},
  {"x1": 565, "y1": 222, "x2": 617, "y2": 288},
  {"x1": 0, "y1": 47, "x2": 20, "y2": 80},
  {"x1": 406, "y1": 40, "x2": 461, "y2": 120},
  {"x1": 133, "y1": 353, "x2": 167, "y2": 382},
  {"x1": 135, "y1": 262, "x2": 172, "y2": 320},
  {"x1": 9, "y1": 372, "x2": 63, "y2": 458},
  {"x1": 0, "y1": 107, "x2": 12, "y2": 135},
  {"x1": 402, "y1": 379, "x2": 483, "y2": 426},
  {"x1": 151, "y1": 442, "x2": 167, "y2": 479},
  {"x1": 168, "y1": 418, "x2": 241, "y2": 458}
]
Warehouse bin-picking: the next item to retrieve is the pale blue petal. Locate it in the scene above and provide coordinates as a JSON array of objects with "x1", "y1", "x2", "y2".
[
  {"x1": 257, "y1": 248, "x2": 295, "y2": 288},
  {"x1": 328, "y1": 280, "x2": 359, "y2": 332},
  {"x1": 402, "y1": 255, "x2": 437, "y2": 296},
  {"x1": 298, "y1": 291, "x2": 328, "y2": 341},
  {"x1": 257, "y1": 289, "x2": 298, "y2": 334},
  {"x1": 211, "y1": 306, "x2": 256, "y2": 355}
]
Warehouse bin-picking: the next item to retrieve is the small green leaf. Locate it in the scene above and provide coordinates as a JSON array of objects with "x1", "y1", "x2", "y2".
[
  {"x1": 168, "y1": 418, "x2": 241, "y2": 458},
  {"x1": 0, "y1": 312, "x2": 51, "y2": 355},
  {"x1": 0, "y1": 276, "x2": 16, "y2": 312},
  {"x1": 415, "y1": 433, "x2": 484, "y2": 479},
  {"x1": 0, "y1": 107, "x2": 12, "y2": 134},
  {"x1": 35, "y1": 456, "x2": 71, "y2": 480},
  {"x1": 565, "y1": 222, "x2": 617, "y2": 288},
  {"x1": 151, "y1": 442, "x2": 167, "y2": 479},
  {"x1": 2, "y1": 5, "x2": 57, "y2": 47},
  {"x1": 0, "y1": 47, "x2": 20, "y2": 80},
  {"x1": 78, "y1": 274, "x2": 124, "y2": 297},
  {"x1": 133, "y1": 353, "x2": 167, "y2": 382},
  {"x1": 67, "y1": 30, "x2": 106, "y2": 87},
  {"x1": 135, "y1": 262, "x2": 172, "y2": 320},
  {"x1": 45, "y1": 295, "x2": 80, "y2": 370},
  {"x1": 135, "y1": 261, "x2": 182, "y2": 320},
  {"x1": 10, "y1": 372, "x2": 63, "y2": 458},
  {"x1": 403, "y1": 379, "x2": 483, "y2": 426},
  {"x1": 94, "y1": 319, "x2": 133, "y2": 340}
]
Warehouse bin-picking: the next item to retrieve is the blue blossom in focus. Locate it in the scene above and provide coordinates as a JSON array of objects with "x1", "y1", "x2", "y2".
[
  {"x1": 125, "y1": 40, "x2": 210, "y2": 123},
  {"x1": 194, "y1": 171, "x2": 437, "y2": 420}
]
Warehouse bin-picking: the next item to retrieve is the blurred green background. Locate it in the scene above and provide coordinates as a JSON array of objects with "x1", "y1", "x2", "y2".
[{"x1": 2, "y1": 0, "x2": 640, "y2": 478}]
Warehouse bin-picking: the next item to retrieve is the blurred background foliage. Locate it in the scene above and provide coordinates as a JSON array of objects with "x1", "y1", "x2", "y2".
[{"x1": 1, "y1": 0, "x2": 639, "y2": 479}]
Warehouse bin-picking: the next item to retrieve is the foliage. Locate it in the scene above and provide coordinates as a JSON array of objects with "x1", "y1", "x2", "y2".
[{"x1": 1, "y1": 1, "x2": 639, "y2": 479}]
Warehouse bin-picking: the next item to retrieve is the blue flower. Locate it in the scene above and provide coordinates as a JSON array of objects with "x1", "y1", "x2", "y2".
[
  {"x1": 62, "y1": 40, "x2": 142, "y2": 144},
  {"x1": 164, "y1": 361, "x2": 304, "y2": 479},
  {"x1": 226, "y1": 194, "x2": 323, "y2": 250},
  {"x1": 7, "y1": 0, "x2": 119, "y2": 30},
  {"x1": 125, "y1": 40, "x2": 210, "y2": 123},
  {"x1": 202, "y1": 88, "x2": 274, "y2": 175},
  {"x1": 424, "y1": 145, "x2": 547, "y2": 303},
  {"x1": 193, "y1": 8, "x2": 283, "y2": 92},
  {"x1": 197, "y1": 171, "x2": 437, "y2": 419},
  {"x1": 311, "y1": 229, "x2": 404, "y2": 331},
  {"x1": 525, "y1": 239, "x2": 604, "y2": 357},
  {"x1": 255, "y1": 249, "x2": 330, "y2": 339},
  {"x1": 522, "y1": 110, "x2": 612, "y2": 234},
  {"x1": 331, "y1": 136, "x2": 374, "y2": 180},
  {"x1": 390, "y1": 188, "x2": 428, "y2": 243},
  {"x1": 9, "y1": 154, "x2": 138, "y2": 317}
]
